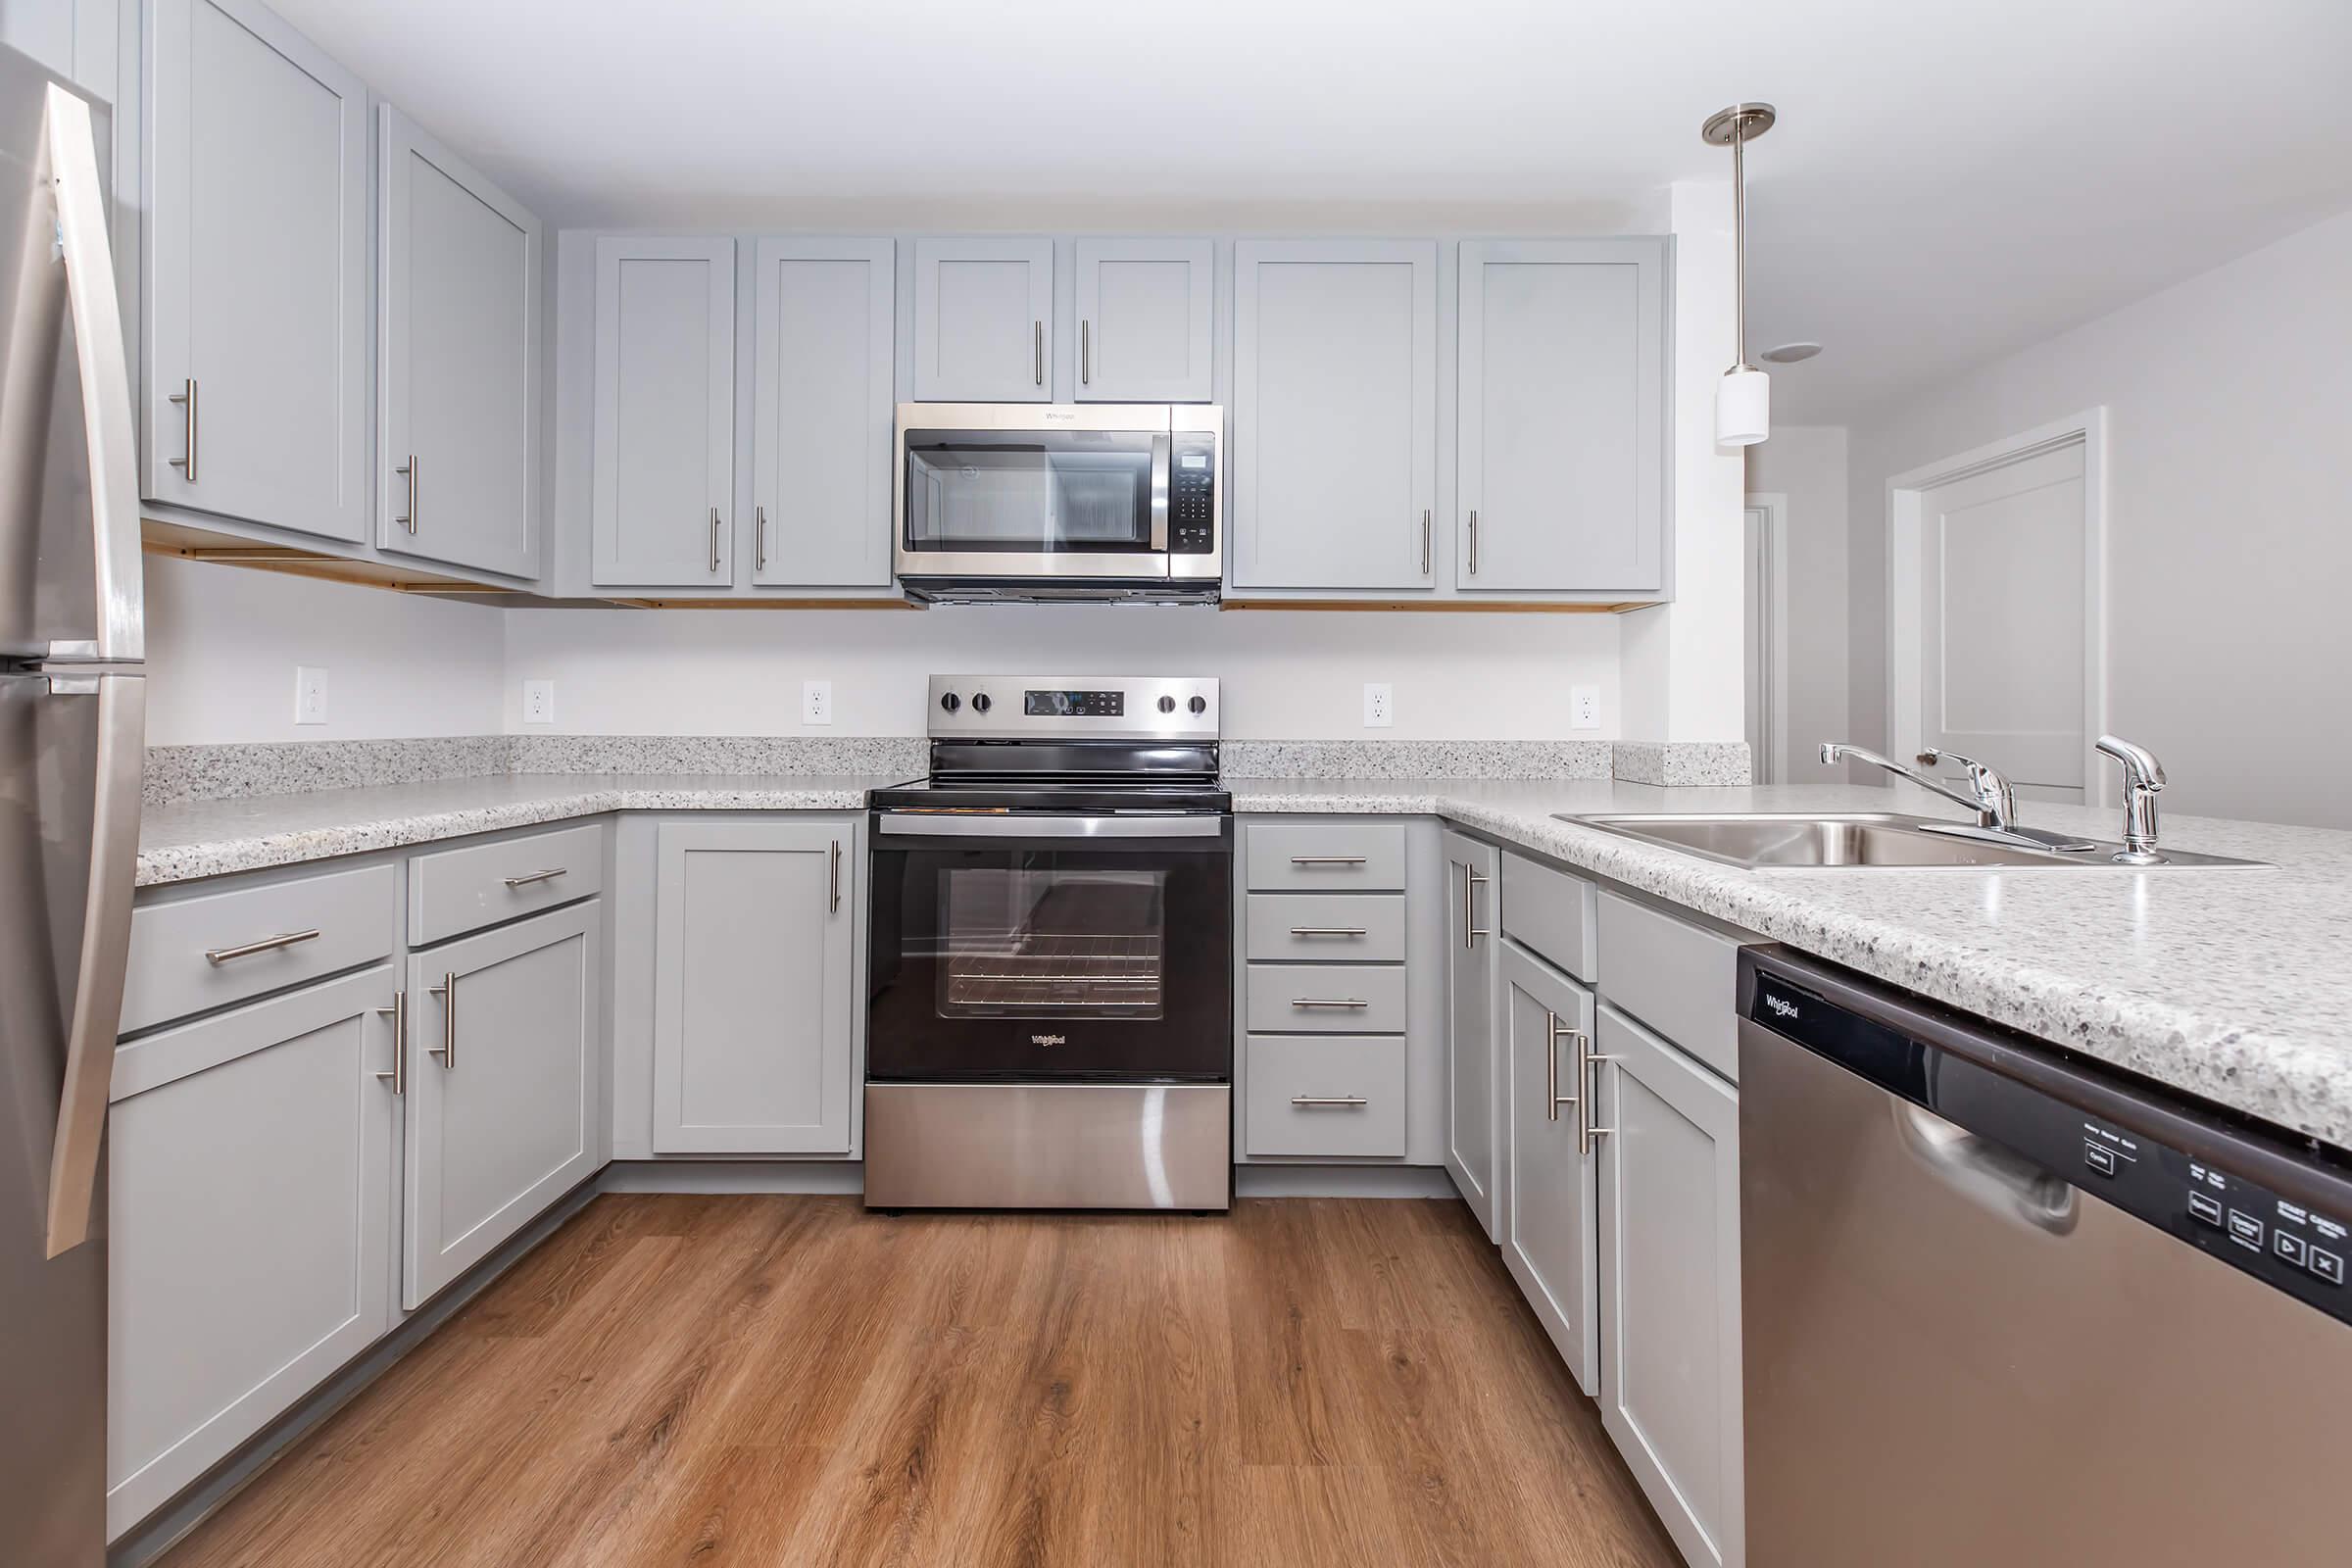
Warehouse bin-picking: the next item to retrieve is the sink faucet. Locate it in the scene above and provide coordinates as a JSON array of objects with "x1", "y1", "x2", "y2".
[
  {"x1": 1819, "y1": 742, "x2": 2015, "y2": 830},
  {"x1": 2093, "y1": 735, "x2": 2166, "y2": 864}
]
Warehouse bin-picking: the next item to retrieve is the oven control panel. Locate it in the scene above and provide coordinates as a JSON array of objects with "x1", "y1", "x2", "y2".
[
  {"x1": 928, "y1": 674, "x2": 1218, "y2": 740},
  {"x1": 1171, "y1": 435, "x2": 1217, "y2": 556}
]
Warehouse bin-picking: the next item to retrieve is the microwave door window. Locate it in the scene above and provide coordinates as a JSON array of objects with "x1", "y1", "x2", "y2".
[{"x1": 903, "y1": 432, "x2": 1154, "y2": 554}]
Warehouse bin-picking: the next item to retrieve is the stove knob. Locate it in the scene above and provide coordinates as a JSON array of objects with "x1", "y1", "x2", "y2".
[
  {"x1": 939, "y1": 692, "x2": 961, "y2": 713},
  {"x1": 1188, "y1": 695, "x2": 1208, "y2": 715},
  {"x1": 970, "y1": 693, "x2": 993, "y2": 713},
  {"x1": 1157, "y1": 695, "x2": 1177, "y2": 714}
]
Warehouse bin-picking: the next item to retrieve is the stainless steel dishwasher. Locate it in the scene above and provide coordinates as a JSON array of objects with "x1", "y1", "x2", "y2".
[{"x1": 1740, "y1": 947, "x2": 2352, "y2": 1567}]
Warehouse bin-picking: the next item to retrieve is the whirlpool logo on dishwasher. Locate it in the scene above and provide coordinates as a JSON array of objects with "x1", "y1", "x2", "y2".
[
  {"x1": 1031, "y1": 1034, "x2": 1067, "y2": 1048},
  {"x1": 1766, "y1": 994, "x2": 1801, "y2": 1021}
]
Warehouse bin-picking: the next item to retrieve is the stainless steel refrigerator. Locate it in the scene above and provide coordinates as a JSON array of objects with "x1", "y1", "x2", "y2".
[{"x1": 0, "y1": 43, "x2": 146, "y2": 1567}]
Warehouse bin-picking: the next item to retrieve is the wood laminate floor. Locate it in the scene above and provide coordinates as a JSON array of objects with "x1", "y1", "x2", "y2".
[{"x1": 160, "y1": 1196, "x2": 1681, "y2": 1567}]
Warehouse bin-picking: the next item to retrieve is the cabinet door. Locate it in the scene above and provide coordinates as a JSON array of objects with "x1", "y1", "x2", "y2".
[
  {"x1": 1231, "y1": 240, "x2": 1437, "y2": 590},
  {"x1": 1458, "y1": 240, "x2": 1667, "y2": 594},
  {"x1": 145, "y1": 0, "x2": 368, "y2": 542},
  {"x1": 591, "y1": 236, "x2": 735, "y2": 586},
  {"x1": 377, "y1": 106, "x2": 541, "y2": 578},
  {"x1": 107, "y1": 966, "x2": 397, "y2": 1539},
  {"x1": 1597, "y1": 1004, "x2": 1743, "y2": 1568},
  {"x1": 653, "y1": 820, "x2": 856, "y2": 1154},
  {"x1": 750, "y1": 238, "x2": 895, "y2": 588},
  {"x1": 1072, "y1": 237, "x2": 1213, "y2": 403},
  {"x1": 911, "y1": 236, "x2": 1053, "y2": 402},
  {"x1": 1442, "y1": 828, "x2": 1500, "y2": 1239},
  {"x1": 405, "y1": 902, "x2": 600, "y2": 1307},
  {"x1": 1498, "y1": 940, "x2": 1599, "y2": 1396}
]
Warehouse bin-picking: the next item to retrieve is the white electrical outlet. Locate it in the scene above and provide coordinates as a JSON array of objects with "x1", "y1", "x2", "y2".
[
  {"x1": 1571, "y1": 685, "x2": 1600, "y2": 730},
  {"x1": 522, "y1": 679, "x2": 556, "y2": 725},
  {"x1": 803, "y1": 680, "x2": 833, "y2": 726},
  {"x1": 293, "y1": 666, "x2": 327, "y2": 725},
  {"x1": 1363, "y1": 682, "x2": 1395, "y2": 729}
]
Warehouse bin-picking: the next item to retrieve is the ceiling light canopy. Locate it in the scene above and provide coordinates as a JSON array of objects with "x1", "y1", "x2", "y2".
[{"x1": 1703, "y1": 102, "x2": 1776, "y2": 447}]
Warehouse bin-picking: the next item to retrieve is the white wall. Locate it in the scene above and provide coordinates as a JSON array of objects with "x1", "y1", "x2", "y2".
[
  {"x1": 501, "y1": 605, "x2": 1620, "y2": 738},
  {"x1": 1746, "y1": 424, "x2": 1849, "y2": 783},
  {"x1": 1847, "y1": 207, "x2": 2352, "y2": 828},
  {"x1": 141, "y1": 556, "x2": 507, "y2": 745}
]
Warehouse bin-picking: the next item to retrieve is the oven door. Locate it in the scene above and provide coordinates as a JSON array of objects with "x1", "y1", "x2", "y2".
[
  {"x1": 866, "y1": 812, "x2": 1232, "y2": 1082},
  {"x1": 895, "y1": 403, "x2": 1171, "y2": 581}
]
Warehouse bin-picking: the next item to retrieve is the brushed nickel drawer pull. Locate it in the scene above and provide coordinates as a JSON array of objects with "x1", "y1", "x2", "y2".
[
  {"x1": 1580, "y1": 1043, "x2": 1616, "y2": 1152},
  {"x1": 1421, "y1": 508, "x2": 1431, "y2": 574},
  {"x1": 1292, "y1": 1095, "x2": 1369, "y2": 1108},
  {"x1": 1081, "y1": 318, "x2": 1092, "y2": 385},
  {"x1": 372, "y1": 991, "x2": 406, "y2": 1097},
  {"x1": 709, "y1": 507, "x2": 723, "y2": 573},
  {"x1": 1468, "y1": 508, "x2": 1480, "y2": 575},
  {"x1": 829, "y1": 840, "x2": 842, "y2": 913},
  {"x1": 168, "y1": 377, "x2": 198, "y2": 480},
  {"x1": 1462, "y1": 863, "x2": 1491, "y2": 950},
  {"x1": 394, "y1": 454, "x2": 417, "y2": 532},
  {"x1": 1289, "y1": 856, "x2": 1366, "y2": 866},
  {"x1": 1289, "y1": 926, "x2": 1367, "y2": 938},
  {"x1": 503, "y1": 867, "x2": 568, "y2": 888},
  {"x1": 428, "y1": 973, "x2": 457, "y2": 1068},
  {"x1": 204, "y1": 928, "x2": 320, "y2": 964},
  {"x1": 1291, "y1": 998, "x2": 1369, "y2": 1009},
  {"x1": 755, "y1": 504, "x2": 768, "y2": 572},
  {"x1": 1545, "y1": 1011, "x2": 1579, "y2": 1124},
  {"x1": 1034, "y1": 320, "x2": 1045, "y2": 386}
]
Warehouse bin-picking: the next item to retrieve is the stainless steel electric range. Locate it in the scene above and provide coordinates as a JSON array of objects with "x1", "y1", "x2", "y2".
[{"x1": 863, "y1": 675, "x2": 1234, "y2": 1210}]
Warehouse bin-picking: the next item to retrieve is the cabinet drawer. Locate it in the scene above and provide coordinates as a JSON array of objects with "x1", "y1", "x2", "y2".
[
  {"x1": 1245, "y1": 1035, "x2": 1407, "y2": 1157},
  {"x1": 1501, "y1": 852, "x2": 1597, "y2": 981},
  {"x1": 122, "y1": 864, "x2": 399, "y2": 1035},
  {"x1": 1596, "y1": 891, "x2": 1751, "y2": 1082},
  {"x1": 1246, "y1": 963, "x2": 1408, "y2": 1034},
  {"x1": 1246, "y1": 822, "x2": 1408, "y2": 891},
  {"x1": 409, "y1": 822, "x2": 605, "y2": 946},
  {"x1": 1245, "y1": 893, "x2": 1407, "y2": 963}
]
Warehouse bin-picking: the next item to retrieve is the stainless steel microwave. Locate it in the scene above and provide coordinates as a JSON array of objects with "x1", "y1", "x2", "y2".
[{"x1": 894, "y1": 403, "x2": 1222, "y2": 603}]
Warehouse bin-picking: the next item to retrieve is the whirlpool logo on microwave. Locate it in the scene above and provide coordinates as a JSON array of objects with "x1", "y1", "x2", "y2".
[{"x1": 1031, "y1": 1033, "x2": 1067, "y2": 1048}]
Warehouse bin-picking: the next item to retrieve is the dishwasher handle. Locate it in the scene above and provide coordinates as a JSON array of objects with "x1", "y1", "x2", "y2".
[{"x1": 1894, "y1": 1101, "x2": 2080, "y2": 1237}]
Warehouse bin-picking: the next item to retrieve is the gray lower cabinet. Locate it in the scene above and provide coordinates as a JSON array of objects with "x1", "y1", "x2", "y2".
[
  {"x1": 1456, "y1": 239, "x2": 1667, "y2": 596},
  {"x1": 106, "y1": 965, "x2": 399, "y2": 1540},
  {"x1": 1231, "y1": 239, "x2": 1438, "y2": 592},
  {"x1": 592, "y1": 236, "x2": 737, "y2": 586},
  {"x1": 1443, "y1": 828, "x2": 1501, "y2": 1238},
  {"x1": 1072, "y1": 237, "x2": 1214, "y2": 403},
  {"x1": 1596, "y1": 1002, "x2": 1743, "y2": 1568},
  {"x1": 376, "y1": 105, "x2": 542, "y2": 579},
  {"x1": 750, "y1": 237, "x2": 896, "y2": 588},
  {"x1": 652, "y1": 819, "x2": 856, "y2": 1154},
  {"x1": 1498, "y1": 938, "x2": 1598, "y2": 1396},
  {"x1": 144, "y1": 0, "x2": 369, "y2": 543},
  {"x1": 404, "y1": 901, "x2": 602, "y2": 1307},
  {"x1": 911, "y1": 236, "x2": 1054, "y2": 402}
]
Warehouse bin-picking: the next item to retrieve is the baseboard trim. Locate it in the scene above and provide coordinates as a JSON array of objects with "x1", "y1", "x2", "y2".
[
  {"x1": 1235, "y1": 1163, "x2": 1459, "y2": 1199},
  {"x1": 598, "y1": 1158, "x2": 864, "y2": 1195}
]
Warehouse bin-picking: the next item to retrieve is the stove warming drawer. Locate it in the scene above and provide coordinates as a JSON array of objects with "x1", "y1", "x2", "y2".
[{"x1": 863, "y1": 1083, "x2": 1232, "y2": 1210}]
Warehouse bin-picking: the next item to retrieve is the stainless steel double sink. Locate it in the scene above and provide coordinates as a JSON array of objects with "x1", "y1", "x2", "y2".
[{"x1": 1556, "y1": 812, "x2": 2263, "y2": 869}]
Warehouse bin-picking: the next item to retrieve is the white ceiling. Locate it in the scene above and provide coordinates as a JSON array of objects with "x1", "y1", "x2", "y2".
[{"x1": 271, "y1": 0, "x2": 2352, "y2": 421}]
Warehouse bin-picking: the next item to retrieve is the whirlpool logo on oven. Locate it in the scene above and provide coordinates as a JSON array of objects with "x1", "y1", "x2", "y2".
[{"x1": 1031, "y1": 1033, "x2": 1067, "y2": 1048}]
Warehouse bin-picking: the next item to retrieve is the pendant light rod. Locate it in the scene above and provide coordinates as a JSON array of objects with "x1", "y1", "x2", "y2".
[{"x1": 1702, "y1": 102, "x2": 1776, "y2": 373}]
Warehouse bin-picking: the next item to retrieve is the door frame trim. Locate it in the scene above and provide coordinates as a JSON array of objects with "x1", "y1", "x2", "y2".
[{"x1": 1883, "y1": 408, "x2": 2110, "y2": 807}]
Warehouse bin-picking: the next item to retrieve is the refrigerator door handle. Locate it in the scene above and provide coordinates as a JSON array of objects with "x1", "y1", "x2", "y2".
[
  {"x1": 40, "y1": 672, "x2": 144, "y2": 1256},
  {"x1": 44, "y1": 82, "x2": 144, "y2": 663}
]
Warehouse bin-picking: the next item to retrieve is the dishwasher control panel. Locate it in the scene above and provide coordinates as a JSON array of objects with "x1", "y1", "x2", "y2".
[{"x1": 1748, "y1": 961, "x2": 2352, "y2": 1328}]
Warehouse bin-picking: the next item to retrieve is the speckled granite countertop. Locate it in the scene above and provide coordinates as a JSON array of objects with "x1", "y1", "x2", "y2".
[{"x1": 138, "y1": 770, "x2": 2352, "y2": 1152}]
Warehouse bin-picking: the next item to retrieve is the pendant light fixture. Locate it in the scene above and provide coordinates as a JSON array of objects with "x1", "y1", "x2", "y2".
[{"x1": 1702, "y1": 101, "x2": 1776, "y2": 446}]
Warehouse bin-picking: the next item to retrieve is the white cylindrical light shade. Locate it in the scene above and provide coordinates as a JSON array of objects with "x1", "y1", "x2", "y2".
[{"x1": 1717, "y1": 367, "x2": 1771, "y2": 446}]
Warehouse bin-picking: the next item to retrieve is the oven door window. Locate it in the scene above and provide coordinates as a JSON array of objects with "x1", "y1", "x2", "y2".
[
  {"x1": 902, "y1": 430, "x2": 1156, "y2": 554},
  {"x1": 940, "y1": 866, "x2": 1163, "y2": 1018}
]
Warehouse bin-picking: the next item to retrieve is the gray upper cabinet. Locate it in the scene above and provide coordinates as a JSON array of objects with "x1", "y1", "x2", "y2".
[
  {"x1": 376, "y1": 106, "x2": 542, "y2": 579},
  {"x1": 106, "y1": 966, "x2": 397, "y2": 1540},
  {"x1": 404, "y1": 902, "x2": 601, "y2": 1307},
  {"x1": 1231, "y1": 240, "x2": 1438, "y2": 591},
  {"x1": 1457, "y1": 239, "x2": 1667, "y2": 596},
  {"x1": 911, "y1": 236, "x2": 1054, "y2": 402},
  {"x1": 652, "y1": 819, "x2": 857, "y2": 1154},
  {"x1": 1443, "y1": 827, "x2": 1500, "y2": 1240},
  {"x1": 592, "y1": 236, "x2": 736, "y2": 587},
  {"x1": 750, "y1": 238, "x2": 895, "y2": 588},
  {"x1": 1498, "y1": 938, "x2": 1599, "y2": 1397},
  {"x1": 144, "y1": 0, "x2": 368, "y2": 543},
  {"x1": 1072, "y1": 237, "x2": 1213, "y2": 403}
]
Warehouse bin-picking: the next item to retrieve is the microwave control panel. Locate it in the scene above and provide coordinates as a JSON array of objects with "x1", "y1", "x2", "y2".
[{"x1": 1171, "y1": 437, "x2": 1216, "y2": 556}]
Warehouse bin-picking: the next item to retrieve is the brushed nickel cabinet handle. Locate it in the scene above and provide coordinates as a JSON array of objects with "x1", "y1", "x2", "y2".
[
  {"x1": 755, "y1": 504, "x2": 768, "y2": 572},
  {"x1": 503, "y1": 867, "x2": 567, "y2": 888},
  {"x1": 168, "y1": 377, "x2": 198, "y2": 480},
  {"x1": 1546, "y1": 1011, "x2": 1579, "y2": 1124},
  {"x1": 709, "y1": 507, "x2": 723, "y2": 574},
  {"x1": 428, "y1": 972, "x2": 457, "y2": 1068},
  {"x1": 1082, "y1": 318, "x2": 1092, "y2": 386},
  {"x1": 1421, "y1": 509, "x2": 1432, "y2": 574},
  {"x1": 1580, "y1": 1041, "x2": 1615, "y2": 1152},
  {"x1": 1461, "y1": 863, "x2": 1490, "y2": 950},
  {"x1": 1292, "y1": 1096, "x2": 1369, "y2": 1108},
  {"x1": 1289, "y1": 926, "x2": 1367, "y2": 938},
  {"x1": 204, "y1": 928, "x2": 320, "y2": 964},
  {"x1": 1469, "y1": 509, "x2": 1480, "y2": 576},
  {"x1": 829, "y1": 839, "x2": 842, "y2": 913},
  {"x1": 1034, "y1": 320, "x2": 1045, "y2": 387},
  {"x1": 372, "y1": 991, "x2": 406, "y2": 1096},
  {"x1": 1291, "y1": 998, "x2": 1369, "y2": 1009},
  {"x1": 394, "y1": 454, "x2": 417, "y2": 533},
  {"x1": 1290, "y1": 855, "x2": 1366, "y2": 866}
]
